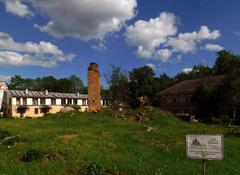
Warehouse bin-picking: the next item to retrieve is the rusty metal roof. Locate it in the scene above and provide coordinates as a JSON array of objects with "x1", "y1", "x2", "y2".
[
  {"x1": 7, "y1": 90, "x2": 88, "y2": 99},
  {"x1": 158, "y1": 75, "x2": 225, "y2": 95}
]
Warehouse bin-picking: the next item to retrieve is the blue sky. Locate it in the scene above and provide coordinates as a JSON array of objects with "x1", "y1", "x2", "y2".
[{"x1": 0, "y1": 0, "x2": 240, "y2": 86}]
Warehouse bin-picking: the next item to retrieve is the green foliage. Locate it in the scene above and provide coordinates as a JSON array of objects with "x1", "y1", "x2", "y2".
[
  {"x1": 128, "y1": 66, "x2": 158, "y2": 106},
  {"x1": 86, "y1": 162, "x2": 103, "y2": 175},
  {"x1": 0, "y1": 128, "x2": 11, "y2": 140},
  {"x1": 214, "y1": 50, "x2": 240, "y2": 75},
  {"x1": 1, "y1": 135, "x2": 21, "y2": 146},
  {"x1": 104, "y1": 65, "x2": 129, "y2": 105},
  {"x1": 192, "y1": 84, "x2": 219, "y2": 121},
  {"x1": 8, "y1": 75, "x2": 85, "y2": 93},
  {"x1": 21, "y1": 149, "x2": 44, "y2": 162}
]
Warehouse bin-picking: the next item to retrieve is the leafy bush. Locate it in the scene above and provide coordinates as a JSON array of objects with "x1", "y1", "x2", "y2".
[
  {"x1": 86, "y1": 162, "x2": 103, "y2": 175},
  {"x1": 1, "y1": 135, "x2": 21, "y2": 146},
  {"x1": 225, "y1": 128, "x2": 240, "y2": 136},
  {"x1": 21, "y1": 149, "x2": 44, "y2": 162},
  {"x1": 0, "y1": 129, "x2": 12, "y2": 140}
]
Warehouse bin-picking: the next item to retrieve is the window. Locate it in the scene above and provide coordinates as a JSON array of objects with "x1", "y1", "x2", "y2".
[
  {"x1": 51, "y1": 99, "x2": 56, "y2": 105},
  {"x1": 23, "y1": 98, "x2": 27, "y2": 105},
  {"x1": 33, "y1": 98, "x2": 38, "y2": 105},
  {"x1": 61, "y1": 99, "x2": 66, "y2": 105},
  {"x1": 40, "y1": 98, "x2": 45, "y2": 105},
  {"x1": 16, "y1": 98, "x2": 20, "y2": 105},
  {"x1": 40, "y1": 108, "x2": 49, "y2": 114},
  {"x1": 67, "y1": 99, "x2": 72, "y2": 105},
  {"x1": 9, "y1": 98, "x2": 11, "y2": 105},
  {"x1": 74, "y1": 99, "x2": 77, "y2": 105},
  {"x1": 82, "y1": 99, "x2": 87, "y2": 106},
  {"x1": 34, "y1": 108, "x2": 38, "y2": 114}
]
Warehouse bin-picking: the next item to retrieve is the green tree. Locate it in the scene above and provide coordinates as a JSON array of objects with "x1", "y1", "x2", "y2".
[
  {"x1": 192, "y1": 84, "x2": 219, "y2": 122},
  {"x1": 214, "y1": 50, "x2": 240, "y2": 75},
  {"x1": 69, "y1": 75, "x2": 85, "y2": 93},
  {"x1": 128, "y1": 66, "x2": 158, "y2": 106},
  {"x1": 104, "y1": 65, "x2": 129, "y2": 105}
]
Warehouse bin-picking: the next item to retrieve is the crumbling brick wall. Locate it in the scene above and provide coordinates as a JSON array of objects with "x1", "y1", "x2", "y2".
[{"x1": 88, "y1": 63, "x2": 101, "y2": 112}]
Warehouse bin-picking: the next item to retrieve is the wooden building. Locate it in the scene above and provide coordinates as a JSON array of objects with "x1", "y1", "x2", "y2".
[{"x1": 157, "y1": 75, "x2": 225, "y2": 114}]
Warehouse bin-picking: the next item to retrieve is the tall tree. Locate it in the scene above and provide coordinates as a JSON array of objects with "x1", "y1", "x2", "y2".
[
  {"x1": 128, "y1": 66, "x2": 158, "y2": 106},
  {"x1": 104, "y1": 65, "x2": 129, "y2": 105},
  {"x1": 214, "y1": 50, "x2": 240, "y2": 75}
]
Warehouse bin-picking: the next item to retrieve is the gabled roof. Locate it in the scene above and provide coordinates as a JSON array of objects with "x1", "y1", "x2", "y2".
[
  {"x1": 158, "y1": 75, "x2": 225, "y2": 95},
  {"x1": 7, "y1": 90, "x2": 88, "y2": 99}
]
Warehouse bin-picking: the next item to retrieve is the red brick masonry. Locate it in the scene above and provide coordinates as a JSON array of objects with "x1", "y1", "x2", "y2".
[{"x1": 88, "y1": 63, "x2": 101, "y2": 112}]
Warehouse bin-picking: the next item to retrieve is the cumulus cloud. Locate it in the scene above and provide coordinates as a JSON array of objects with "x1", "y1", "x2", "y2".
[
  {"x1": 155, "y1": 49, "x2": 172, "y2": 62},
  {"x1": 205, "y1": 44, "x2": 224, "y2": 52},
  {"x1": 125, "y1": 12, "x2": 177, "y2": 61},
  {"x1": 31, "y1": 0, "x2": 137, "y2": 40},
  {"x1": 182, "y1": 68, "x2": 193, "y2": 74},
  {"x1": 0, "y1": 32, "x2": 74, "y2": 67},
  {"x1": 4, "y1": 0, "x2": 33, "y2": 17},
  {"x1": 167, "y1": 26, "x2": 221, "y2": 53},
  {"x1": 125, "y1": 12, "x2": 222, "y2": 62}
]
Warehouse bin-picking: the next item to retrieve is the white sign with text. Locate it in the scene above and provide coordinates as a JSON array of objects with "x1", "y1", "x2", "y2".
[{"x1": 186, "y1": 134, "x2": 224, "y2": 160}]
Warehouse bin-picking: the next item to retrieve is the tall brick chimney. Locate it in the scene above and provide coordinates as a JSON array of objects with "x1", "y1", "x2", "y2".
[{"x1": 88, "y1": 63, "x2": 101, "y2": 112}]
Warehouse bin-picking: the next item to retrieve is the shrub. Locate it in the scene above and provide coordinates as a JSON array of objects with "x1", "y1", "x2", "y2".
[
  {"x1": 1, "y1": 135, "x2": 21, "y2": 146},
  {"x1": 86, "y1": 162, "x2": 103, "y2": 175},
  {"x1": 0, "y1": 129, "x2": 12, "y2": 140},
  {"x1": 21, "y1": 149, "x2": 44, "y2": 162}
]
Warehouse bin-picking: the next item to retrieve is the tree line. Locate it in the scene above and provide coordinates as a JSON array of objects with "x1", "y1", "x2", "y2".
[{"x1": 7, "y1": 75, "x2": 87, "y2": 94}]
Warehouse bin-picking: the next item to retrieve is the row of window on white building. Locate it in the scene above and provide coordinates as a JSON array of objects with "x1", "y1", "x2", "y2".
[{"x1": 9, "y1": 97, "x2": 88, "y2": 106}]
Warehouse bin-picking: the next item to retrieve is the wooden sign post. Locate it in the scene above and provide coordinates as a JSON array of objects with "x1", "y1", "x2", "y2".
[{"x1": 186, "y1": 133, "x2": 224, "y2": 175}]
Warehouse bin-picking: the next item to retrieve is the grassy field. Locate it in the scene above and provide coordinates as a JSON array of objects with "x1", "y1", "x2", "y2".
[{"x1": 0, "y1": 108, "x2": 239, "y2": 175}]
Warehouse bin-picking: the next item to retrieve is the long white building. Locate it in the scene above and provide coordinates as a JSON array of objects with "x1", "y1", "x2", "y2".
[{"x1": 0, "y1": 81, "x2": 109, "y2": 118}]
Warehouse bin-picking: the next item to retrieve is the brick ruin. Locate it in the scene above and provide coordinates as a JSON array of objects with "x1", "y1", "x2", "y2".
[{"x1": 88, "y1": 63, "x2": 101, "y2": 112}]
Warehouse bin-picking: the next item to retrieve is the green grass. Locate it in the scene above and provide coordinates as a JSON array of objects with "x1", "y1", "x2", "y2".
[{"x1": 0, "y1": 108, "x2": 239, "y2": 175}]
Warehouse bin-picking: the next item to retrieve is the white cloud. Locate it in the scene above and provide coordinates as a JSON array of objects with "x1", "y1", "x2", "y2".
[
  {"x1": 0, "y1": 32, "x2": 64, "y2": 55},
  {"x1": 125, "y1": 11, "x2": 222, "y2": 62},
  {"x1": 155, "y1": 49, "x2": 172, "y2": 62},
  {"x1": 167, "y1": 26, "x2": 221, "y2": 53},
  {"x1": 92, "y1": 41, "x2": 107, "y2": 51},
  {"x1": 182, "y1": 68, "x2": 193, "y2": 74},
  {"x1": 4, "y1": 0, "x2": 33, "y2": 17},
  {"x1": 205, "y1": 44, "x2": 224, "y2": 52},
  {"x1": 136, "y1": 46, "x2": 153, "y2": 59},
  {"x1": 0, "y1": 32, "x2": 74, "y2": 67},
  {"x1": 0, "y1": 75, "x2": 12, "y2": 82},
  {"x1": 125, "y1": 12, "x2": 177, "y2": 62},
  {"x1": 31, "y1": 0, "x2": 137, "y2": 40}
]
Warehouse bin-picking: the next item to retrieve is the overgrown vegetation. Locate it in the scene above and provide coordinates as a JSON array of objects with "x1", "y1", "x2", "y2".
[
  {"x1": 0, "y1": 109, "x2": 239, "y2": 174},
  {"x1": 105, "y1": 50, "x2": 240, "y2": 124}
]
